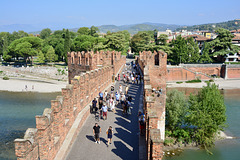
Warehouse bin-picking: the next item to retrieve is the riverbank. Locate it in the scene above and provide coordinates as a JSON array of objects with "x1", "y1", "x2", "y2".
[
  {"x1": 0, "y1": 78, "x2": 67, "y2": 93},
  {"x1": 167, "y1": 79, "x2": 240, "y2": 90}
]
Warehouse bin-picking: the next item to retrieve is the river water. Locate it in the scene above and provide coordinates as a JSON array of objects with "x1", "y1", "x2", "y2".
[
  {"x1": 0, "y1": 91, "x2": 60, "y2": 160},
  {"x1": 164, "y1": 88, "x2": 240, "y2": 160}
]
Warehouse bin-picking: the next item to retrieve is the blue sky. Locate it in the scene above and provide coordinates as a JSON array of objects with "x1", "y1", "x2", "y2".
[{"x1": 1, "y1": 0, "x2": 240, "y2": 27}]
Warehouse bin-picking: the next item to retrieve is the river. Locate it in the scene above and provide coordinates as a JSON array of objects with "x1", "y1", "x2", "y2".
[
  {"x1": 164, "y1": 88, "x2": 240, "y2": 160},
  {"x1": 0, "y1": 91, "x2": 60, "y2": 160}
]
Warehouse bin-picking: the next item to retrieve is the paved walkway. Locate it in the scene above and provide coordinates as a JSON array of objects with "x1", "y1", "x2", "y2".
[{"x1": 66, "y1": 61, "x2": 142, "y2": 160}]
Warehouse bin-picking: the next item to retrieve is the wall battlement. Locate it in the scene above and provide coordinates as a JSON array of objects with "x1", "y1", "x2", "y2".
[
  {"x1": 137, "y1": 50, "x2": 167, "y2": 160},
  {"x1": 14, "y1": 51, "x2": 125, "y2": 160},
  {"x1": 68, "y1": 51, "x2": 123, "y2": 83}
]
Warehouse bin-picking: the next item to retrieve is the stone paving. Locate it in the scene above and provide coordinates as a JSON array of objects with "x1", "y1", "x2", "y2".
[{"x1": 66, "y1": 61, "x2": 144, "y2": 160}]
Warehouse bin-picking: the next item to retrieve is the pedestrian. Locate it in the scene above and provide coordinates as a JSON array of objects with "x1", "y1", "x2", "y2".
[
  {"x1": 125, "y1": 85, "x2": 129, "y2": 95},
  {"x1": 102, "y1": 103, "x2": 108, "y2": 120},
  {"x1": 99, "y1": 92, "x2": 103, "y2": 101},
  {"x1": 93, "y1": 123, "x2": 101, "y2": 144},
  {"x1": 104, "y1": 90, "x2": 108, "y2": 101},
  {"x1": 106, "y1": 126, "x2": 113, "y2": 147},
  {"x1": 119, "y1": 85, "x2": 122, "y2": 93},
  {"x1": 138, "y1": 112, "x2": 145, "y2": 136},
  {"x1": 110, "y1": 97, "x2": 116, "y2": 113},
  {"x1": 118, "y1": 74, "x2": 120, "y2": 81},
  {"x1": 99, "y1": 98, "x2": 103, "y2": 119},
  {"x1": 115, "y1": 91, "x2": 120, "y2": 105},
  {"x1": 122, "y1": 100, "x2": 127, "y2": 114},
  {"x1": 92, "y1": 98, "x2": 98, "y2": 113}
]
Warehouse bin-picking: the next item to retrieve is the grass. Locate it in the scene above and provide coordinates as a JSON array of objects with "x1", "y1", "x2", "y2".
[
  {"x1": 185, "y1": 79, "x2": 201, "y2": 83},
  {"x1": 0, "y1": 71, "x2": 3, "y2": 74},
  {"x1": 3, "y1": 76, "x2": 9, "y2": 80},
  {"x1": 176, "y1": 81, "x2": 183, "y2": 84}
]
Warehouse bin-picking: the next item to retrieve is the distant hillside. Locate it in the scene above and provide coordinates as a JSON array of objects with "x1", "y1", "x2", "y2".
[
  {"x1": 176, "y1": 19, "x2": 240, "y2": 31},
  {"x1": 97, "y1": 23, "x2": 181, "y2": 34}
]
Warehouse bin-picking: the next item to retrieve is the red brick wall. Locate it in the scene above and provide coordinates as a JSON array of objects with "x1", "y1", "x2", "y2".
[
  {"x1": 68, "y1": 51, "x2": 125, "y2": 83},
  {"x1": 167, "y1": 67, "x2": 211, "y2": 81},
  {"x1": 227, "y1": 67, "x2": 240, "y2": 79},
  {"x1": 137, "y1": 50, "x2": 166, "y2": 160},
  {"x1": 14, "y1": 54, "x2": 125, "y2": 160},
  {"x1": 167, "y1": 64, "x2": 240, "y2": 81}
]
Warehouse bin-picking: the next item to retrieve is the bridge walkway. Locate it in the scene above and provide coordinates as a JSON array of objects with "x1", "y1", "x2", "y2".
[{"x1": 66, "y1": 62, "x2": 143, "y2": 160}]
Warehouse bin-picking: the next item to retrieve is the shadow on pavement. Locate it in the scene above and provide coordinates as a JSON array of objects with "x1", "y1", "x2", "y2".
[
  {"x1": 86, "y1": 135, "x2": 95, "y2": 142},
  {"x1": 112, "y1": 141, "x2": 135, "y2": 160}
]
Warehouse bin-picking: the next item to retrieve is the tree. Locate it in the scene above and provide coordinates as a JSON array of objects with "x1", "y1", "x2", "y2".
[
  {"x1": 187, "y1": 83, "x2": 226, "y2": 149},
  {"x1": 40, "y1": 28, "x2": 52, "y2": 39},
  {"x1": 37, "y1": 51, "x2": 45, "y2": 63},
  {"x1": 73, "y1": 35, "x2": 95, "y2": 51},
  {"x1": 7, "y1": 37, "x2": 42, "y2": 65},
  {"x1": 130, "y1": 31, "x2": 154, "y2": 53},
  {"x1": 166, "y1": 89, "x2": 188, "y2": 131},
  {"x1": 77, "y1": 27, "x2": 90, "y2": 35},
  {"x1": 199, "y1": 42, "x2": 212, "y2": 63},
  {"x1": 170, "y1": 35, "x2": 188, "y2": 64},
  {"x1": 90, "y1": 26, "x2": 99, "y2": 37},
  {"x1": 157, "y1": 34, "x2": 168, "y2": 45},
  {"x1": 15, "y1": 42, "x2": 36, "y2": 65},
  {"x1": 209, "y1": 28, "x2": 239, "y2": 60},
  {"x1": 187, "y1": 37, "x2": 200, "y2": 63},
  {"x1": 64, "y1": 29, "x2": 71, "y2": 63},
  {"x1": 45, "y1": 46, "x2": 57, "y2": 63}
]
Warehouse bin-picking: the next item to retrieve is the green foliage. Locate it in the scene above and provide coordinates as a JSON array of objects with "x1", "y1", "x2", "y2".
[
  {"x1": 77, "y1": 27, "x2": 90, "y2": 35},
  {"x1": 64, "y1": 29, "x2": 71, "y2": 63},
  {"x1": 37, "y1": 51, "x2": 45, "y2": 63},
  {"x1": 40, "y1": 28, "x2": 52, "y2": 39},
  {"x1": 3, "y1": 76, "x2": 9, "y2": 80},
  {"x1": 130, "y1": 31, "x2": 154, "y2": 53},
  {"x1": 200, "y1": 42, "x2": 213, "y2": 63},
  {"x1": 169, "y1": 35, "x2": 188, "y2": 64},
  {"x1": 187, "y1": 37, "x2": 200, "y2": 63},
  {"x1": 185, "y1": 79, "x2": 201, "y2": 83},
  {"x1": 209, "y1": 28, "x2": 239, "y2": 59},
  {"x1": 176, "y1": 81, "x2": 183, "y2": 84},
  {"x1": 187, "y1": 83, "x2": 226, "y2": 148},
  {"x1": 105, "y1": 31, "x2": 130, "y2": 53},
  {"x1": 45, "y1": 46, "x2": 57, "y2": 63},
  {"x1": 166, "y1": 83, "x2": 227, "y2": 149},
  {"x1": 166, "y1": 89, "x2": 188, "y2": 130}
]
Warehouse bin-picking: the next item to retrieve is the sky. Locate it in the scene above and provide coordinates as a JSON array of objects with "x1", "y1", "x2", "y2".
[{"x1": 0, "y1": 0, "x2": 240, "y2": 28}]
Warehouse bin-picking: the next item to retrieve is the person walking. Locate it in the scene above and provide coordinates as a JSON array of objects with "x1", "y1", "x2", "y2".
[
  {"x1": 106, "y1": 126, "x2": 113, "y2": 147},
  {"x1": 102, "y1": 103, "x2": 108, "y2": 120},
  {"x1": 93, "y1": 123, "x2": 101, "y2": 144},
  {"x1": 92, "y1": 98, "x2": 98, "y2": 113},
  {"x1": 125, "y1": 85, "x2": 129, "y2": 95}
]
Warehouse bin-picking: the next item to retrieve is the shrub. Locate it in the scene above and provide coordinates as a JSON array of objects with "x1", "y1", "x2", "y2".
[
  {"x1": 209, "y1": 79, "x2": 214, "y2": 82},
  {"x1": 0, "y1": 71, "x2": 3, "y2": 74},
  {"x1": 3, "y1": 76, "x2": 9, "y2": 80},
  {"x1": 176, "y1": 81, "x2": 183, "y2": 84},
  {"x1": 185, "y1": 79, "x2": 201, "y2": 83}
]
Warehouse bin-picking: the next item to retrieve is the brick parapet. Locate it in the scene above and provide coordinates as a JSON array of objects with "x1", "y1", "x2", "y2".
[
  {"x1": 15, "y1": 53, "x2": 125, "y2": 160},
  {"x1": 137, "y1": 50, "x2": 166, "y2": 160}
]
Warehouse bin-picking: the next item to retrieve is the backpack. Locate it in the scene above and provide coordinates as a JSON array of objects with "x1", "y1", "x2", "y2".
[{"x1": 140, "y1": 120, "x2": 144, "y2": 126}]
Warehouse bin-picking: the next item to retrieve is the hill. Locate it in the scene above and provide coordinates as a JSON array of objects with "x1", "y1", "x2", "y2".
[
  {"x1": 176, "y1": 19, "x2": 240, "y2": 31},
  {"x1": 97, "y1": 23, "x2": 181, "y2": 34}
]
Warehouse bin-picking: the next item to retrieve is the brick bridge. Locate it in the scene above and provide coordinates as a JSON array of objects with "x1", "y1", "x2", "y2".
[{"x1": 14, "y1": 50, "x2": 168, "y2": 160}]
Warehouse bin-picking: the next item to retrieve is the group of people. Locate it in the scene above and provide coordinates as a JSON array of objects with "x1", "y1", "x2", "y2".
[
  {"x1": 91, "y1": 61, "x2": 146, "y2": 147},
  {"x1": 93, "y1": 123, "x2": 113, "y2": 147}
]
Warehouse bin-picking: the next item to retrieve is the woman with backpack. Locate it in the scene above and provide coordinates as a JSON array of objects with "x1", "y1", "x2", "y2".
[{"x1": 106, "y1": 126, "x2": 113, "y2": 147}]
